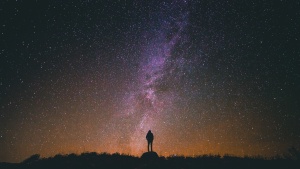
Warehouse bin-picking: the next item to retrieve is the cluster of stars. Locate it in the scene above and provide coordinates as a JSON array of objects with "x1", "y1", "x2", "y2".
[{"x1": 0, "y1": 0, "x2": 299, "y2": 163}]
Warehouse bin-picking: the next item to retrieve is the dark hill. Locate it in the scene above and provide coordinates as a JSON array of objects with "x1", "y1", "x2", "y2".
[{"x1": 0, "y1": 152, "x2": 299, "y2": 169}]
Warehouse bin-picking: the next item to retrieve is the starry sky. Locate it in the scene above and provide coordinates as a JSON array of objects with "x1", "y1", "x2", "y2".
[{"x1": 1, "y1": 0, "x2": 300, "y2": 163}]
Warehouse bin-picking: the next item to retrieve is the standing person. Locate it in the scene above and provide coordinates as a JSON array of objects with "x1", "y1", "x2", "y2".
[{"x1": 146, "y1": 130, "x2": 154, "y2": 152}]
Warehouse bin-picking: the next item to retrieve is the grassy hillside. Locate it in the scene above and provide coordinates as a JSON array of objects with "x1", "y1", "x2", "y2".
[{"x1": 1, "y1": 151, "x2": 299, "y2": 169}]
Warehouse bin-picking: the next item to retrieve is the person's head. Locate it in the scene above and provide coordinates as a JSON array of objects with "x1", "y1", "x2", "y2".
[{"x1": 148, "y1": 130, "x2": 151, "y2": 133}]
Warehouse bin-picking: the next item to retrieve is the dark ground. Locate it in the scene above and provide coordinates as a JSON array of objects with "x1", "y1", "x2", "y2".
[{"x1": 1, "y1": 151, "x2": 299, "y2": 169}]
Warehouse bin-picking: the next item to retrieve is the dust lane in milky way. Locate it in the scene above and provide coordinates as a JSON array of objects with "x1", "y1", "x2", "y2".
[{"x1": 127, "y1": 0, "x2": 190, "y2": 154}]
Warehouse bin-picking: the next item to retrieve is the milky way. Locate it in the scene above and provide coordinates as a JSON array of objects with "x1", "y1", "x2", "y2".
[
  {"x1": 1, "y1": 0, "x2": 299, "y2": 162},
  {"x1": 123, "y1": 1, "x2": 191, "y2": 154}
]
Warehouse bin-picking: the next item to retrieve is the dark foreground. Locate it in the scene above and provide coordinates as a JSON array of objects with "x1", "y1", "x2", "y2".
[{"x1": 1, "y1": 152, "x2": 299, "y2": 169}]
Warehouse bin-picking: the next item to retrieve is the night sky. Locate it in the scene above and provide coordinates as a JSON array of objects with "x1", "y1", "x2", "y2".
[{"x1": 1, "y1": 0, "x2": 300, "y2": 163}]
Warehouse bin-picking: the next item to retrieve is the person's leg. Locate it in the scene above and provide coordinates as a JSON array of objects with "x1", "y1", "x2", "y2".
[
  {"x1": 147, "y1": 141, "x2": 150, "y2": 152},
  {"x1": 150, "y1": 141, "x2": 153, "y2": 152}
]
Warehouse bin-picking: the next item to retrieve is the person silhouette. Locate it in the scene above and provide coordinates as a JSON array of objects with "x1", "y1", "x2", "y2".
[{"x1": 146, "y1": 130, "x2": 154, "y2": 152}]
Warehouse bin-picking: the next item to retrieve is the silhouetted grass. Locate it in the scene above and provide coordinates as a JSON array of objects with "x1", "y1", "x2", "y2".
[{"x1": 1, "y1": 151, "x2": 299, "y2": 169}]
